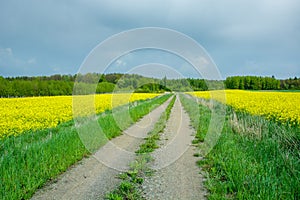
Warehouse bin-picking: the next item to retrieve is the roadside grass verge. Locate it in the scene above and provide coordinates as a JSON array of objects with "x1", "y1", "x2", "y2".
[
  {"x1": 105, "y1": 95, "x2": 176, "y2": 200},
  {"x1": 180, "y1": 94, "x2": 300, "y2": 200},
  {"x1": 0, "y1": 94, "x2": 171, "y2": 200}
]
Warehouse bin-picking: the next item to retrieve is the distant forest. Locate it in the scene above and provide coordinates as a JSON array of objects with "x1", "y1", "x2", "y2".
[
  {"x1": 0, "y1": 73, "x2": 299, "y2": 97},
  {"x1": 225, "y1": 76, "x2": 300, "y2": 90}
]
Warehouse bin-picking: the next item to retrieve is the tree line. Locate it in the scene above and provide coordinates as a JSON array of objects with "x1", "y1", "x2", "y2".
[
  {"x1": 225, "y1": 76, "x2": 300, "y2": 90},
  {"x1": 0, "y1": 76, "x2": 74, "y2": 97},
  {"x1": 0, "y1": 74, "x2": 299, "y2": 97}
]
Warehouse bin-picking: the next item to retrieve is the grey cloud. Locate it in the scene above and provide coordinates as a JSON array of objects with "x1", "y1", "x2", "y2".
[{"x1": 0, "y1": 0, "x2": 299, "y2": 78}]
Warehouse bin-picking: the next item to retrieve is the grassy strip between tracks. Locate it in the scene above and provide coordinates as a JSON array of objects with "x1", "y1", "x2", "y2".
[
  {"x1": 0, "y1": 94, "x2": 171, "y2": 200},
  {"x1": 105, "y1": 95, "x2": 176, "y2": 200},
  {"x1": 180, "y1": 94, "x2": 300, "y2": 200}
]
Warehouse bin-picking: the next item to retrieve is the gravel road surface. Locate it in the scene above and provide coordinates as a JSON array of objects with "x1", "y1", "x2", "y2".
[
  {"x1": 31, "y1": 98, "x2": 171, "y2": 200},
  {"x1": 142, "y1": 96, "x2": 207, "y2": 200}
]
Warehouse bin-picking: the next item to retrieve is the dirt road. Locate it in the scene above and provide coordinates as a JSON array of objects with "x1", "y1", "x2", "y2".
[
  {"x1": 32, "y1": 95, "x2": 206, "y2": 199},
  {"x1": 142, "y1": 96, "x2": 207, "y2": 199},
  {"x1": 31, "y1": 98, "x2": 171, "y2": 200}
]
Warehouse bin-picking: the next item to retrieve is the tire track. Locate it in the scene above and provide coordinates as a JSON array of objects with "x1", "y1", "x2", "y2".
[
  {"x1": 142, "y1": 95, "x2": 207, "y2": 200},
  {"x1": 31, "y1": 97, "x2": 172, "y2": 200}
]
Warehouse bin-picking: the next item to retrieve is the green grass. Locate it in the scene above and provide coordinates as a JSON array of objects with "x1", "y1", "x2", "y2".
[
  {"x1": 105, "y1": 95, "x2": 176, "y2": 200},
  {"x1": 0, "y1": 94, "x2": 171, "y2": 200},
  {"x1": 105, "y1": 154, "x2": 152, "y2": 200},
  {"x1": 179, "y1": 94, "x2": 215, "y2": 145},
  {"x1": 137, "y1": 95, "x2": 176, "y2": 154},
  {"x1": 180, "y1": 94, "x2": 300, "y2": 200}
]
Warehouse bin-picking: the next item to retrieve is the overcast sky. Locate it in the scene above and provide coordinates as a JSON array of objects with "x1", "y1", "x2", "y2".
[{"x1": 0, "y1": 0, "x2": 299, "y2": 79}]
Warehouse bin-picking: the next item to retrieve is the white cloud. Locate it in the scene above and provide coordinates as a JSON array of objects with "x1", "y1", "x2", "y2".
[
  {"x1": 0, "y1": 47, "x2": 40, "y2": 76},
  {"x1": 0, "y1": 48, "x2": 13, "y2": 58},
  {"x1": 27, "y1": 58, "x2": 36, "y2": 64},
  {"x1": 0, "y1": 47, "x2": 15, "y2": 65},
  {"x1": 115, "y1": 59, "x2": 127, "y2": 67}
]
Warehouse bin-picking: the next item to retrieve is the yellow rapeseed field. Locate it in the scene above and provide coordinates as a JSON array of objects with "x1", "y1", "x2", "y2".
[
  {"x1": 0, "y1": 93, "x2": 160, "y2": 138},
  {"x1": 190, "y1": 90, "x2": 300, "y2": 125}
]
